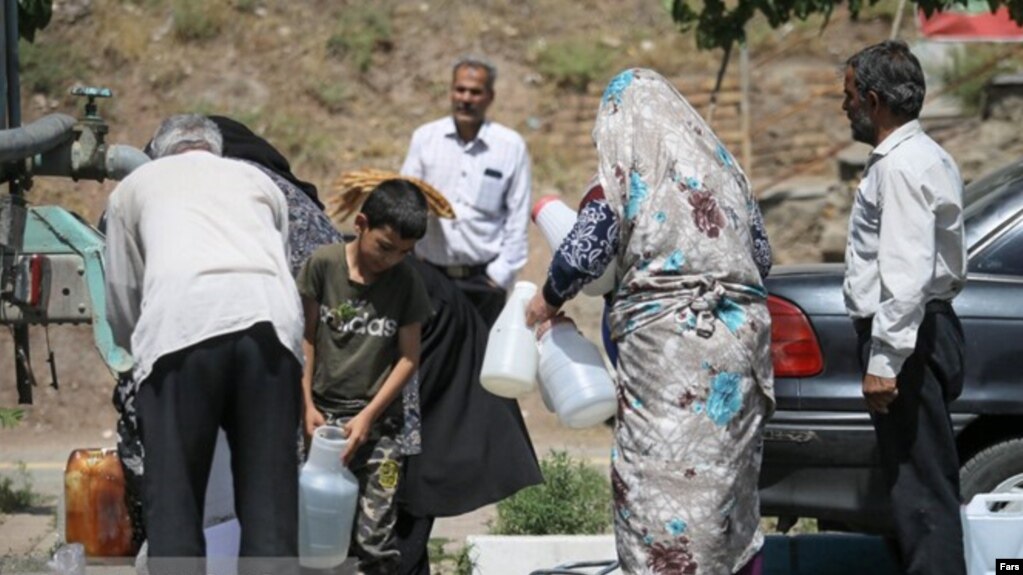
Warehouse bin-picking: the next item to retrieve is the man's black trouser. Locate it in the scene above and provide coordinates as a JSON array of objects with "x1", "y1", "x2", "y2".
[
  {"x1": 855, "y1": 300, "x2": 966, "y2": 575},
  {"x1": 137, "y1": 322, "x2": 301, "y2": 575}
]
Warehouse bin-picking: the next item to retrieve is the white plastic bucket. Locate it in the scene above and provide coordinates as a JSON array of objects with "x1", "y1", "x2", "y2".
[
  {"x1": 537, "y1": 322, "x2": 617, "y2": 428},
  {"x1": 962, "y1": 492, "x2": 1023, "y2": 575},
  {"x1": 480, "y1": 282, "x2": 539, "y2": 398}
]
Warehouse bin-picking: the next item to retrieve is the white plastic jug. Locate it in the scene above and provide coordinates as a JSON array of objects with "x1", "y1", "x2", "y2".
[
  {"x1": 299, "y1": 426, "x2": 359, "y2": 570},
  {"x1": 537, "y1": 320, "x2": 617, "y2": 428},
  {"x1": 531, "y1": 196, "x2": 616, "y2": 297},
  {"x1": 480, "y1": 281, "x2": 540, "y2": 398},
  {"x1": 962, "y1": 492, "x2": 1023, "y2": 575}
]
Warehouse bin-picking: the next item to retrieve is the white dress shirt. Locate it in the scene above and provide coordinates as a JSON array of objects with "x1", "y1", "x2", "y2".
[
  {"x1": 844, "y1": 120, "x2": 967, "y2": 378},
  {"x1": 104, "y1": 150, "x2": 305, "y2": 385},
  {"x1": 400, "y1": 116, "x2": 531, "y2": 289}
]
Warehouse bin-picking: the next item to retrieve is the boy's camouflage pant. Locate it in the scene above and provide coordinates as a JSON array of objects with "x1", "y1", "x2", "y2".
[{"x1": 324, "y1": 412, "x2": 404, "y2": 575}]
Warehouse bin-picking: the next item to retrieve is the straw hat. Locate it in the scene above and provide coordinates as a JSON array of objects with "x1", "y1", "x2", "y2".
[{"x1": 327, "y1": 168, "x2": 455, "y2": 222}]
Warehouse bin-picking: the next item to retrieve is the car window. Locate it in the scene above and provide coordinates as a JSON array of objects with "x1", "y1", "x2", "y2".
[
  {"x1": 964, "y1": 161, "x2": 1023, "y2": 249},
  {"x1": 970, "y1": 216, "x2": 1023, "y2": 276}
]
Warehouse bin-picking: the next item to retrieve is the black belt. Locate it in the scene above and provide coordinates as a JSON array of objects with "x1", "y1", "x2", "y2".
[{"x1": 426, "y1": 260, "x2": 489, "y2": 280}]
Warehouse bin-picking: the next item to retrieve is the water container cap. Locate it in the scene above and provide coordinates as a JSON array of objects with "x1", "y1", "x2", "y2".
[{"x1": 531, "y1": 195, "x2": 563, "y2": 223}]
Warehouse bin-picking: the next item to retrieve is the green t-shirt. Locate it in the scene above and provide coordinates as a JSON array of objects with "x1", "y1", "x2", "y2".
[{"x1": 297, "y1": 244, "x2": 432, "y2": 415}]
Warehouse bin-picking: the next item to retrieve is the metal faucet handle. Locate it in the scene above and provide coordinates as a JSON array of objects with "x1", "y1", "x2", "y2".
[{"x1": 70, "y1": 86, "x2": 113, "y2": 119}]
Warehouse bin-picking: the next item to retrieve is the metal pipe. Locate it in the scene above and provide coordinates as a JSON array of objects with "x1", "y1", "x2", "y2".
[
  {"x1": 0, "y1": 113, "x2": 76, "y2": 162},
  {"x1": 0, "y1": 1, "x2": 8, "y2": 131},
  {"x1": 4, "y1": 0, "x2": 19, "y2": 129},
  {"x1": 105, "y1": 144, "x2": 150, "y2": 180}
]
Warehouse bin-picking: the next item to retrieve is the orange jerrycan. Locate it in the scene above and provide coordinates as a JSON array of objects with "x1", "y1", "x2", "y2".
[{"x1": 64, "y1": 448, "x2": 137, "y2": 558}]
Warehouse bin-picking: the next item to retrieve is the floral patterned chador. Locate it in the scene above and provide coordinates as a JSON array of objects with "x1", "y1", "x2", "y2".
[{"x1": 543, "y1": 69, "x2": 775, "y2": 574}]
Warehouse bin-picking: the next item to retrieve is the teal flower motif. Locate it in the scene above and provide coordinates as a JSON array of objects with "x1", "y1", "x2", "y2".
[
  {"x1": 693, "y1": 402, "x2": 704, "y2": 414},
  {"x1": 631, "y1": 398, "x2": 644, "y2": 409},
  {"x1": 602, "y1": 69, "x2": 635, "y2": 107},
  {"x1": 715, "y1": 143, "x2": 734, "y2": 167},
  {"x1": 707, "y1": 372, "x2": 743, "y2": 426},
  {"x1": 654, "y1": 211, "x2": 667, "y2": 224},
  {"x1": 715, "y1": 297, "x2": 746, "y2": 334},
  {"x1": 685, "y1": 176, "x2": 701, "y2": 190},
  {"x1": 665, "y1": 518, "x2": 687, "y2": 536},
  {"x1": 626, "y1": 170, "x2": 650, "y2": 220},
  {"x1": 664, "y1": 249, "x2": 686, "y2": 272},
  {"x1": 643, "y1": 534, "x2": 655, "y2": 546},
  {"x1": 619, "y1": 508, "x2": 632, "y2": 520}
]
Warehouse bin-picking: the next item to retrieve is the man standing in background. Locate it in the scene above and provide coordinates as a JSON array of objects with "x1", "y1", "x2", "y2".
[
  {"x1": 401, "y1": 56, "x2": 532, "y2": 327},
  {"x1": 842, "y1": 40, "x2": 967, "y2": 575}
]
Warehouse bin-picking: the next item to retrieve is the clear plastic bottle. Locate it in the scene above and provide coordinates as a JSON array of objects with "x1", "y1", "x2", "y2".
[
  {"x1": 480, "y1": 281, "x2": 539, "y2": 398},
  {"x1": 299, "y1": 426, "x2": 359, "y2": 569}
]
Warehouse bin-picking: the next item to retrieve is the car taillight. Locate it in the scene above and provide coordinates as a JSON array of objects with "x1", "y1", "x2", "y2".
[{"x1": 768, "y1": 295, "x2": 824, "y2": 378}]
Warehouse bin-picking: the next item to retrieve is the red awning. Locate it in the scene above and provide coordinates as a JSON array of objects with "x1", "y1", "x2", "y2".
[{"x1": 919, "y1": 5, "x2": 1023, "y2": 41}]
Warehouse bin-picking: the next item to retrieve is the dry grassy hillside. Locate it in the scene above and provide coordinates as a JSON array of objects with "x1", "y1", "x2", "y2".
[{"x1": 4, "y1": 0, "x2": 1001, "y2": 432}]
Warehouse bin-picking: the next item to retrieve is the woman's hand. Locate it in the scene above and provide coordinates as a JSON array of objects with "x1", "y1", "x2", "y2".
[
  {"x1": 341, "y1": 412, "x2": 374, "y2": 465},
  {"x1": 525, "y1": 292, "x2": 559, "y2": 328}
]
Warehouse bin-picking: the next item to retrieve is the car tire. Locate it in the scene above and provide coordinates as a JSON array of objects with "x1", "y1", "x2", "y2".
[{"x1": 959, "y1": 437, "x2": 1023, "y2": 500}]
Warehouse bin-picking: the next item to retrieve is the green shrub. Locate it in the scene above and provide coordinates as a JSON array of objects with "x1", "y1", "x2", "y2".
[
  {"x1": 173, "y1": 0, "x2": 226, "y2": 42},
  {"x1": 491, "y1": 450, "x2": 611, "y2": 535},
  {"x1": 326, "y1": 6, "x2": 393, "y2": 73},
  {"x1": 0, "y1": 408, "x2": 24, "y2": 429},
  {"x1": 18, "y1": 39, "x2": 87, "y2": 97},
  {"x1": 536, "y1": 38, "x2": 614, "y2": 93},
  {"x1": 940, "y1": 45, "x2": 1023, "y2": 115},
  {"x1": 308, "y1": 80, "x2": 352, "y2": 113},
  {"x1": 0, "y1": 463, "x2": 37, "y2": 514}
]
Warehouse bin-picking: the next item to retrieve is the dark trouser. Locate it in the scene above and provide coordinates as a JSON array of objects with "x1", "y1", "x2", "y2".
[
  {"x1": 452, "y1": 275, "x2": 506, "y2": 329},
  {"x1": 855, "y1": 301, "x2": 966, "y2": 575},
  {"x1": 137, "y1": 322, "x2": 301, "y2": 575},
  {"x1": 395, "y1": 509, "x2": 435, "y2": 575}
]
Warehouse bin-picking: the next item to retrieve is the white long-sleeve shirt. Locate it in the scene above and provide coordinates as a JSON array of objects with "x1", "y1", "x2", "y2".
[
  {"x1": 844, "y1": 120, "x2": 967, "y2": 378},
  {"x1": 104, "y1": 150, "x2": 304, "y2": 385},
  {"x1": 400, "y1": 116, "x2": 531, "y2": 289}
]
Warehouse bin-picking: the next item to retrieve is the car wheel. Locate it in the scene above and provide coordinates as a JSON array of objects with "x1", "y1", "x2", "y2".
[{"x1": 960, "y1": 437, "x2": 1023, "y2": 509}]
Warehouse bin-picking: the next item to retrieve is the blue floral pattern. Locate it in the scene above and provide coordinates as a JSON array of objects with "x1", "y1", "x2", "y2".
[{"x1": 587, "y1": 69, "x2": 775, "y2": 574}]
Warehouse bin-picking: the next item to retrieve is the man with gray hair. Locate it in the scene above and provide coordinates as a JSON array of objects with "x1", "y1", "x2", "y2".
[
  {"x1": 842, "y1": 41, "x2": 967, "y2": 575},
  {"x1": 400, "y1": 56, "x2": 531, "y2": 327},
  {"x1": 104, "y1": 114, "x2": 304, "y2": 574}
]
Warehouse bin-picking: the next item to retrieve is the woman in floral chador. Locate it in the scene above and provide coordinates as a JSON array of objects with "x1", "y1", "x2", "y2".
[{"x1": 526, "y1": 68, "x2": 774, "y2": 574}]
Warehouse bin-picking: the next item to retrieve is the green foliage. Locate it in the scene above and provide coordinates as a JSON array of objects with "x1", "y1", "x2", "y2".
[
  {"x1": 535, "y1": 37, "x2": 614, "y2": 93},
  {"x1": 0, "y1": 408, "x2": 24, "y2": 429},
  {"x1": 0, "y1": 463, "x2": 37, "y2": 514},
  {"x1": 428, "y1": 539, "x2": 476, "y2": 574},
  {"x1": 491, "y1": 451, "x2": 611, "y2": 536},
  {"x1": 664, "y1": 0, "x2": 1023, "y2": 51},
  {"x1": 173, "y1": 0, "x2": 225, "y2": 42},
  {"x1": 941, "y1": 45, "x2": 1022, "y2": 115},
  {"x1": 326, "y1": 6, "x2": 393, "y2": 73},
  {"x1": 18, "y1": 38, "x2": 87, "y2": 97},
  {"x1": 308, "y1": 80, "x2": 352, "y2": 113},
  {"x1": 19, "y1": 0, "x2": 53, "y2": 42}
]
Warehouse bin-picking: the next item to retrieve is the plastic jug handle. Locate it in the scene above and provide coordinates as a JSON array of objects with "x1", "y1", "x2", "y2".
[{"x1": 965, "y1": 492, "x2": 1023, "y2": 515}]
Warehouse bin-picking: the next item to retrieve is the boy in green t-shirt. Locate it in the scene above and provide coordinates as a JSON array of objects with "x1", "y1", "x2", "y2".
[{"x1": 297, "y1": 179, "x2": 432, "y2": 574}]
